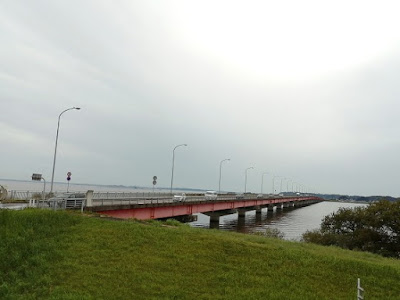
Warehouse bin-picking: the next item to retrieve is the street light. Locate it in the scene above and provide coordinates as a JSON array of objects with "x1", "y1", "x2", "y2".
[
  {"x1": 244, "y1": 167, "x2": 254, "y2": 193},
  {"x1": 261, "y1": 172, "x2": 269, "y2": 194},
  {"x1": 218, "y1": 158, "x2": 230, "y2": 193},
  {"x1": 50, "y1": 107, "x2": 81, "y2": 194},
  {"x1": 272, "y1": 175, "x2": 280, "y2": 194},
  {"x1": 280, "y1": 177, "x2": 287, "y2": 194},
  {"x1": 286, "y1": 178, "x2": 292, "y2": 193},
  {"x1": 292, "y1": 181, "x2": 299, "y2": 193},
  {"x1": 170, "y1": 144, "x2": 187, "y2": 194}
]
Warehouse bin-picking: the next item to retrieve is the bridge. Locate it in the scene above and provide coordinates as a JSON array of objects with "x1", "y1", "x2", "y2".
[{"x1": 84, "y1": 191, "x2": 322, "y2": 224}]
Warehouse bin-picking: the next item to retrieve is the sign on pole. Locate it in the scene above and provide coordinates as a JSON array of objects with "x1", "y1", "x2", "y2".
[
  {"x1": 152, "y1": 176, "x2": 157, "y2": 192},
  {"x1": 67, "y1": 172, "x2": 72, "y2": 192},
  {"x1": 31, "y1": 173, "x2": 46, "y2": 201},
  {"x1": 32, "y1": 173, "x2": 42, "y2": 181}
]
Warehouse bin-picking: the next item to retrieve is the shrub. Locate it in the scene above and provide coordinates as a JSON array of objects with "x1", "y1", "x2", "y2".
[{"x1": 302, "y1": 200, "x2": 400, "y2": 258}]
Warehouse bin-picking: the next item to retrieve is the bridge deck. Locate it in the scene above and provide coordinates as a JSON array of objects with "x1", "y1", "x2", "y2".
[{"x1": 87, "y1": 196, "x2": 322, "y2": 220}]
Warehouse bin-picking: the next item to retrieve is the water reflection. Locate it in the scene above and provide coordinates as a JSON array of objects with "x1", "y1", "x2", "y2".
[{"x1": 189, "y1": 201, "x2": 367, "y2": 240}]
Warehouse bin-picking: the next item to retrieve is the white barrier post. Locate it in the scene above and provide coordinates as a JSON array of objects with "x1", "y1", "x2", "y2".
[
  {"x1": 86, "y1": 190, "x2": 94, "y2": 207},
  {"x1": 357, "y1": 278, "x2": 364, "y2": 300}
]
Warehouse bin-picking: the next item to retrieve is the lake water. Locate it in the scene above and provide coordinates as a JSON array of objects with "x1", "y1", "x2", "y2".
[
  {"x1": 189, "y1": 201, "x2": 367, "y2": 241},
  {"x1": 0, "y1": 178, "x2": 183, "y2": 194}
]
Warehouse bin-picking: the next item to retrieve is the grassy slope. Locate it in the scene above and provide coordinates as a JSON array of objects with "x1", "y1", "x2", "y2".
[{"x1": 1, "y1": 209, "x2": 400, "y2": 300}]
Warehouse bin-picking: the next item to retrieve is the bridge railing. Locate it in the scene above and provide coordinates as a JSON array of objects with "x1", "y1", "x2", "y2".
[
  {"x1": 90, "y1": 193, "x2": 313, "y2": 207},
  {"x1": 92, "y1": 192, "x2": 172, "y2": 199},
  {"x1": 5, "y1": 190, "x2": 84, "y2": 201},
  {"x1": 28, "y1": 197, "x2": 85, "y2": 210}
]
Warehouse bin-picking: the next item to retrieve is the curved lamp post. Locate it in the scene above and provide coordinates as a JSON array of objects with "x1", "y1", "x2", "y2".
[
  {"x1": 261, "y1": 172, "x2": 269, "y2": 194},
  {"x1": 280, "y1": 177, "x2": 287, "y2": 194},
  {"x1": 218, "y1": 158, "x2": 230, "y2": 193},
  {"x1": 272, "y1": 175, "x2": 280, "y2": 194},
  {"x1": 293, "y1": 181, "x2": 298, "y2": 193},
  {"x1": 244, "y1": 167, "x2": 254, "y2": 193},
  {"x1": 170, "y1": 144, "x2": 187, "y2": 194},
  {"x1": 50, "y1": 107, "x2": 81, "y2": 194},
  {"x1": 286, "y1": 178, "x2": 292, "y2": 193}
]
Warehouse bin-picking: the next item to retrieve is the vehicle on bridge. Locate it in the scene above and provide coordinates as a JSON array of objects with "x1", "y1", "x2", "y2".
[
  {"x1": 235, "y1": 193, "x2": 244, "y2": 199},
  {"x1": 205, "y1": 191, "x2": 217, "y2": 200},
  {"x1": 173, "y1": 193, "x2": 186, "y2": 202}
]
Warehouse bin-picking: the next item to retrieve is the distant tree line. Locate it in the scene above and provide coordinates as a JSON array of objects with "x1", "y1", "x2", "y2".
[
  {"x1": 303, "y1": 200, "x2": 400, "y2": 258},
  {"x1": 318, "y1": 194, "x2": 398, "y2": 202}
]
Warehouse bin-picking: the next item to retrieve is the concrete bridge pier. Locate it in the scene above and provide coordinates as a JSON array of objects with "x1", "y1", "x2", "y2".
[
  {"x1": 204, "y1": 210, "x2": 237, "y2": 229},
  {"x1": 208, "y1": 213, "x2": 221, "y2": 229},
  {"x1": 275, "y1": 203, "x2": 283, "y2": 210},
  {"x1": 237, "y1": 213, "x2": 246, "y2": 230},
  {"x1": 267, "y1": 204, "x2": 274, "y2": 212},
  {"x1": 238, "y1": 208, "x2": 247, "y2": 218},
  {"x1": 255, "y1": 206, "x2": 263, "y2": 223}
]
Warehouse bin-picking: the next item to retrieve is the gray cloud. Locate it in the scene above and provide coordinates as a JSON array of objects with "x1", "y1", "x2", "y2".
[{"x1": 1, "y1": 1, "x2": 400, "y2": 196}]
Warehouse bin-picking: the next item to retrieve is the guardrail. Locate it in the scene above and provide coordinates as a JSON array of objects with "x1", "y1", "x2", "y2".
[
  {"x1": 5, "y1": 190, "x2": 84, "y2": 201},
  {"x1": 29, "y1": 198, "x2": 86, "y2": 211},
  {"x1": 91, "y1": 193, "x2": 312, "y2": 207},
  {"x1": 92, "y1": 192, "x2": 172, "y2": 199},
  {"x1": 3, "y1": 190, "x2": 320, "y2": 211}
]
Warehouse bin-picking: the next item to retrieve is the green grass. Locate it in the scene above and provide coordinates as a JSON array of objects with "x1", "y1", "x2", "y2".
[{"x1": 1, "y1": 209, "x2": 400, "y2": 299}]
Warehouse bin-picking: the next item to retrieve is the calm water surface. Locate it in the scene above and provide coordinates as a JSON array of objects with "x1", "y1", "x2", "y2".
[
  {"x1": 189, "y1": 201, "x2": 367, "y2": 241},
  {"x1": 0, "y1": 179, "x2": 181, "y2": 193}
]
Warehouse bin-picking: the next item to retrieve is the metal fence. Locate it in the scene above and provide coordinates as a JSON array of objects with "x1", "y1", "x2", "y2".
[
  {"x1": 29, "y1": 198, "x2": 85, "y2": 211},
  {"x1": 5, "y1": 190, "x2": 83, "y2": 201}
]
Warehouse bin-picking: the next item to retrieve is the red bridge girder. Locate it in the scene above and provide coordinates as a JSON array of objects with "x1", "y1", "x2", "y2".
[{"x1": 94, "y1": 196, "x2": 322, "y2": 220}]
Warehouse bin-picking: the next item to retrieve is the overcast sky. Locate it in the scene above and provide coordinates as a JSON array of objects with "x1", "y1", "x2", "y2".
[{"x1": 1, "y1": 0, "x2": 400, "y2": 196}]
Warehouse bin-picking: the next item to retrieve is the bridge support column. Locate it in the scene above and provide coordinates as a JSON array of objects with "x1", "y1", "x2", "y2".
[
  {"x1": 208, "y1": 213, "x2": 220, "y2": 229},
  {"x1": 237, "y1": 213, "x2": 246, "y2": 230},
  {"x1": 267, "y1": 204, "x2": 274, "y2": 212},
  {"x1": 276, "y1": 203, "x2": 283, "y2": 210},
  {"x1": 238, "y1": 208, "x2": 247, "y2": 218},
  {"x1": 255, "y1": 206, "x2": 262, "y2": 222},
  {"x1": 204, "y1": 210, "x2": 237, "y2": 229}
]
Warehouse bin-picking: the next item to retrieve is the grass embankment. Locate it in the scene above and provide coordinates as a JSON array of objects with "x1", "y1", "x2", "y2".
[{"x1": 1, "y1": 210, "x2": 400, "y2": 299}]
